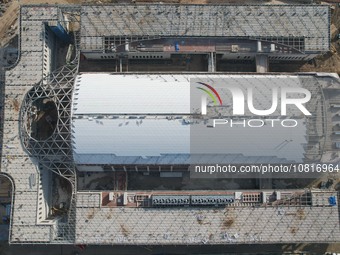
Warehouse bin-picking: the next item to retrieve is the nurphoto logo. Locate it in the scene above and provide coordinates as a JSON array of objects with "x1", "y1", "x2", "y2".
[{"x1": 196, "y1": 82, "x2": 312, "y2": 116}]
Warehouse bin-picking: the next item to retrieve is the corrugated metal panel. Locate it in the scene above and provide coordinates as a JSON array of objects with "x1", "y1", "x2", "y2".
[
  {"x1": 72, "y1": 118, "x2": 190, "y2": 157},
  {"x1": 73, "y1": 153, "x2": 294, "y2": 166},
  {"x1": 72, "y1": 117, "x2": 306, "y2": 165},
  {"x1": 72, "y1": 74, "x2": 191, "y2": 115},
  {"x1": 72, "y1": 73, "x2": 304, "y2": 116},
  {"x1": 71, "y1": 74, "x2": 309, "y2": 166}
]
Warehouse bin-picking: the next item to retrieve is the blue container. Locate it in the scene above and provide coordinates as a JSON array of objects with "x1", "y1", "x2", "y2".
[
  {"x1": 175, "y1": 43, "x2": 180, "y2": 52},
  {"x1": 329, "y1": 196, "x2": 336, "y2": 206}
]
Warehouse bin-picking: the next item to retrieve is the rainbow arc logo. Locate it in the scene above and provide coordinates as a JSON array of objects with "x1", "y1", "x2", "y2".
[
  {"x1": 196, "y1": 82, "x2": 223, "y2": 106},
  {"x1": 196, "y1": 82, "x2": 223, "y2": 115}
]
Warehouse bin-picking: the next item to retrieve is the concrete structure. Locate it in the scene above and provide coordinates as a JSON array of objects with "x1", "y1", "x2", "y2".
[
  {"x1": 0, "y1": 4, "x2": 340, "y2": 245},
  {"x1": 74, "y1": 190, "x2": 340, "y2": 245},
  {"x1": 80, "y1": 4, "x2": 330, "y2": 63}
]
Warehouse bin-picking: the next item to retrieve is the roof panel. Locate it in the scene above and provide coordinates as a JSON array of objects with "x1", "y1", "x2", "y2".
[
  {"x1": 72, "y1": 117, "x2": 306, "y2": 165},
  {"x1": 80, "y1": 4, "x2": 330, "y2": 52},
  {"x1": 72, "y1": 74, "x2": 191, "y2": 115},
  {"x1": 72, "y1": 74, "x2": 312, "y2": 165}
]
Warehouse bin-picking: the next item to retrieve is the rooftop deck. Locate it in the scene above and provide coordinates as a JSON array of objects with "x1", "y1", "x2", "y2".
[
  {"x1": 75, "y1": 191, "x2": 340, "y2": 245},
  {"x1": 1, "y1": 6, "x2": 60, "y2": 243},
  {"x1": 80, "y1": 4, "x2": 330, "y2": 52}
]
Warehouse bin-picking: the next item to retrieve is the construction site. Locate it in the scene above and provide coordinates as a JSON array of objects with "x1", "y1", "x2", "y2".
[{"x1": 1, "y1": 0, "x2": 340, "y2": 254}]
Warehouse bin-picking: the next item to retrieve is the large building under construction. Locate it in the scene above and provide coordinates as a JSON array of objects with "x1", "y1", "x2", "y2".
[{"x1": 1, "y1": 3, "x2": 340, "y2": 245}]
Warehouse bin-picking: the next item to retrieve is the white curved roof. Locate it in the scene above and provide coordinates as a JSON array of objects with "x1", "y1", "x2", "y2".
[
  {"x1": 71, "y1": 73, "x2": 309, "y2": 165},
  {"x1": 72, "y1": 74, "x2": 191, "y2": 115}
]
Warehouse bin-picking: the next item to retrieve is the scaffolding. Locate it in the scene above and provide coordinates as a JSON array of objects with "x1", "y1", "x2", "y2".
[{"x1": 0, "y1": 5, "x2": 81, "y2": 244}]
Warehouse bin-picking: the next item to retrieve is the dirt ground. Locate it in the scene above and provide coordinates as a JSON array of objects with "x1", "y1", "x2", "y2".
[
  {"x1": 0, "y1": 1, "x2": 18, "y2": 47},
  {"x1": 299, "y1": 5, "x2": 340, "y2": 73}
]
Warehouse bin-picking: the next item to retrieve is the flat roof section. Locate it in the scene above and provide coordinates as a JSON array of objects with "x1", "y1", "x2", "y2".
[
  {"x1": 80, "y1": 5, "x2": 330, "y2": 52},
  {"x1": 75, "y1": 191, "x2": 340, "y2": 245}
]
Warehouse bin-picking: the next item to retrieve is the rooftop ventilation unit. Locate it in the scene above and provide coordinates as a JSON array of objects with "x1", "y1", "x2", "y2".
[
  {"x1": 191, "y1": 195, "x2": 235, "y2": 206},
  {"x1": 152, "y1": 195, "x2": 190, "y2": 206}
]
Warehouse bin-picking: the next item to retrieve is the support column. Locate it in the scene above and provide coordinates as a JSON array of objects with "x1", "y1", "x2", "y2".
[
  {"x1": 259, "y1": 174, "x2": 272, "y2": 189},
  {"x1": 208, "y1": 52, "x2": 215, "y2": 72},
  {"x1": 255, "y1": 54, "x2": 268, "y2": 73}
]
